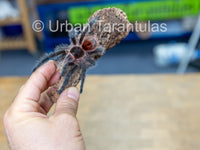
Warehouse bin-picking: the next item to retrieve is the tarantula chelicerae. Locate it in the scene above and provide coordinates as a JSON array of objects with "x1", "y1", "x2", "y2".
[
  {"x1": 33, "y1": 17, "x2": 104, "y2": 94},
  {"x1": 33, "y1": 7, "x2": 131, "y2": 101}
]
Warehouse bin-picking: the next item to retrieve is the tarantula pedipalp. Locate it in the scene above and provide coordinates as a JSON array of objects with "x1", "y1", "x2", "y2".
[{"x1": 33, "y1": 16, "x2": 104, "y2": 94}]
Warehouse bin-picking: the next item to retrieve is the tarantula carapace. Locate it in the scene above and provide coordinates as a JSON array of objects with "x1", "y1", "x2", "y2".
[{"x1": 33, "y1": 16, "x2": 104, "y2": 94}]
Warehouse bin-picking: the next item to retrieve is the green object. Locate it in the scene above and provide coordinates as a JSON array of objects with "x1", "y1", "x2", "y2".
[{"x1": 68, "y1": 0, "x2": 200, "y2": 24}]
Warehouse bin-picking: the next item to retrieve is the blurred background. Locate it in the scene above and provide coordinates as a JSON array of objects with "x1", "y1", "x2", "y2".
[
  {"x1": 0, "y1": 0, "x2": 200, "y2": 76},
  {"x1": 1, "y1": 1, "x2": 200, "y2": 150}
]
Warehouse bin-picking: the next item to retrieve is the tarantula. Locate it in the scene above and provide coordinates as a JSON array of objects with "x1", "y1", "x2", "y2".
[
  {"x1": 33, "y1": 7, "x2": 131, "y2": 101},
  {"x1": 33, "y1": 16, "x2": 104, "y2": 94}
]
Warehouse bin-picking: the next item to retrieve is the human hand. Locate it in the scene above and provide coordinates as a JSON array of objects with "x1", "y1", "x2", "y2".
[{"x1": 3, "y1": 61, "x2": 85, "y2": 150}]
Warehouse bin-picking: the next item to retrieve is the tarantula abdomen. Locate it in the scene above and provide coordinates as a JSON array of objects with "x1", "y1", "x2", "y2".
[{"x1": 82, "y1": 37, "x2": 98, "y2": 51}]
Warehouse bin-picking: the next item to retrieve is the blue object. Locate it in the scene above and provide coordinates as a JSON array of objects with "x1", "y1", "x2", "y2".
[{"x1": 2, "y1": 25, "x2": 23, "y2": 37}]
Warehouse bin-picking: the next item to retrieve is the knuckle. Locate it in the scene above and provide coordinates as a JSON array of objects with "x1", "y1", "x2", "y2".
[
  {"x1": 57, "y1": 113, "x2": 79, "y2": 128},
  {"x1": 67, "y1": 115, "x2": 79, "y2": 127}
]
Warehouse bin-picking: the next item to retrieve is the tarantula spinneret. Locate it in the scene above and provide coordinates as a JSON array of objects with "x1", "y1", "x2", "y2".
[{"x1": 33, "y1": 16, "x2": 104, "y2": 94}]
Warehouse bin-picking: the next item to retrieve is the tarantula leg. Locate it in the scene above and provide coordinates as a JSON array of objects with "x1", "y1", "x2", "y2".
[
  {"x1": 54, "y1": 54, "x2": 65, "y2": 62},
  {"x1": 79, "y1": 16, "x2": 99, "y2": 44},
  {"x1": 69, "y1": 29, "x2": 77, "y2": 45},
  {"x1": 58, "y1": 65, "x2": 78, "y2": 94},
  {"x1": 88, "y1": 47, "x2": 104, "y2": 55},
  {"x1": 86, "y1": 57, "x2": 96, "y2": 66},
  {"x1": 32, "y1": 50, "x2": 66, "y2": 72},
  {"x1": 60, "y1": 53, "x2": 76, "y2": 76},
  {"x1": 95, "y1": 47, "x2": 104, "y2": 55},
  {"x1": 80, "y1": 64, "x2": 87, "y2": 93},
  {"x1": 88, "y1": 47, "x2": 104, "y2": 60},
  {"x1": 61, "y1": 63, "x2": 68, "y2": 76},
  {"x1": 54, "y1": 44, "x2": 69, "y2": 52}
]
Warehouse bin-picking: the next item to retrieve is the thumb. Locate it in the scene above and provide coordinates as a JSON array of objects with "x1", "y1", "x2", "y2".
[{"x1": 54, "y1": 87, "x2": 80, "y2": 117}]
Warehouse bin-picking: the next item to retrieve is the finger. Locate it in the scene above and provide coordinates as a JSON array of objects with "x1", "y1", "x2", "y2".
[
  {"x1": 38, "y1": 72, "x2": 60, "y2": 114},
  {"x1": 18, "y1": 60, "x2": 56, "y2": 103},
  {"x1": 38, "y1": 87, "x2": 56, "y2": 114},
  {"x1": 49, "y1": 71, "x2": 61, "y2": 86},
  {"x1": 53, "y1": 87, "x2": 80, "y2": 117}
]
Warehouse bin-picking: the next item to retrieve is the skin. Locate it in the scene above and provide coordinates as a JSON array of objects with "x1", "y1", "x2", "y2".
[{"x1": 3, "y1": 61, "x2": 85, "y2": 150}]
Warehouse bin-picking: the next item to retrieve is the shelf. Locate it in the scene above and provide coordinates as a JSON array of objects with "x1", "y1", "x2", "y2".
[
  {"x1": 0, "y1": 17, "x2": 21, "y2": 26},
  {"x1": 0, "y1": 37, "x2": 27, "y2": 50},
  {"x1": 0, "y1": 0, "x2": 37, "y2": 54}
]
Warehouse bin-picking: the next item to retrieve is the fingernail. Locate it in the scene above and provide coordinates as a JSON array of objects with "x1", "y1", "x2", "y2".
[
  {"x1": 41, "y1": 60, "x2": 55, "y2": 69},
  {"x1": 67, "y1": 87, "x2": 79, "y2": 102},
  {"x1": 49, "y1": 60, "x2": 55, "y2": 63},
  {"x1": 44, "y1": 60, "x2": 54, "y2": 66}
]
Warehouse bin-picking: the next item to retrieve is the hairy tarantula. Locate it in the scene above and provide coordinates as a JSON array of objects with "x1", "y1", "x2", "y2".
[
  {"x1": 33, "y1": 7, "x2": 131, "y2": 102},
  {"x1": 33, "y1": 17, "x2": 103, "y2": 94}
]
